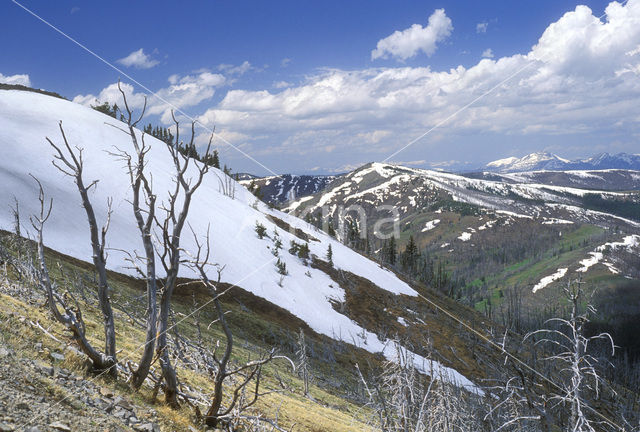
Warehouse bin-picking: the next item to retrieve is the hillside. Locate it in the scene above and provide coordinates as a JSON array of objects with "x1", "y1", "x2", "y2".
[
  {"x1": 2, "y1": 87, "x2": 639, "y2": 431},
  {"x1": 0, "y1": 88, "x2": 510, "y2": 430},
  {"x1": 468, "y1": 169, "x2": 640, "y2": 191},
  {"x1": 239, "y1": 174, "x2": 338, "y2": 205},
  {"x1": 285, "y1": 162, "x2": 640, "y2": 333}
]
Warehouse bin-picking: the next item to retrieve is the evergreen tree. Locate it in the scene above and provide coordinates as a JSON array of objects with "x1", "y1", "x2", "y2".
[
  {"x1": 383, "y1": 237, "x2": 397, "y2": 265},
  {"x1": 276, "y1": 258, "x2": 288, "y2": 275},
  {"x1": 400, "y1": 235, "x2": 418, "y2": 273},
  {"x1": 326, "y1": 217, "x2": 336, "y2": 238},
  {"x1": 255, "y1": 221, "x2": 267, "y2": 239},
  {"x1": 298, "y1": 242, "x2": 310, "y2": 260},
  {"x1": 326, "y1": 244, "x2": 333, "y2": 266},
  {"x1": 272, "y1": 229, "x2": 282, "y2": 256},
  {"x1": 211, "y1": 149, "x2": 220, "y2": 168},
  {"x1": 91, "y1": 101, "x2": 118, "y2": 118}
]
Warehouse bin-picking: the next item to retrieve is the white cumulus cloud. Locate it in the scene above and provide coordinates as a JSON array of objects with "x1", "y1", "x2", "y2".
[
  {"x1": 371, "y1": 9, "x2": 453, "y2": 61},
  {"x1": 75, "y1": 1, "x2": 640, "y2": 173},
  {"x1": 0, "y1": 73, "x2": 31, "y2": 86},
  {"x1": 482, "y1": 48, "x2": 494, "y2": 58},
  {"x1": 73, "y1": 71, "x2": 226, "y2": 122},
  {"x1": 193, "y1": 0, "x2": 640, "y2": 170},
  {"x1": 117, "y1": 48, "x2": 160, "y2": 69}
]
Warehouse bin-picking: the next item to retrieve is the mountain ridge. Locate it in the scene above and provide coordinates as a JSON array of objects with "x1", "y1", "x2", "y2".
[{"x1": 485, "y1": 151, "x2": 640, "y2": 173}]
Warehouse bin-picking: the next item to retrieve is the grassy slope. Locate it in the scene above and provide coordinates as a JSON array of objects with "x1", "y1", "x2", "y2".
[{"x1": 0, "y1": 231, "x2": 374, "y2": 431}]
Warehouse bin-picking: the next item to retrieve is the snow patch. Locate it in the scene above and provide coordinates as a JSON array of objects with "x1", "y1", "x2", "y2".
[
  {"x1": 576, "y1": 252, "x2": 603, "y2": 273},
  {"x1": 532, "y1": 268, "x2": 567, "y2": 293},
  {"x1": 422, "y1": 219, "x2": 440, "y2": 232},
  {"x1": 458, "y1": 232, "x2": 472, "y2": 241},
  {"x1": 542, "y1": 218, "x2": 574, "y2": 225}
]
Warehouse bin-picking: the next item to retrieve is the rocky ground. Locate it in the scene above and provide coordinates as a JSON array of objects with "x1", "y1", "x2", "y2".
[
  {"x1": 0, "y1": 338, "x2": 165, "y2": 432},
  {"x1": 0, "y1": 260, "x2": 168, "y2": 432}
]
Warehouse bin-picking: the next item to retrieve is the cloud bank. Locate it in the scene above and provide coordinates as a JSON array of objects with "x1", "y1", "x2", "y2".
[
  {"x1": 77, "y1": 1, "x2": 640, "y2": 173},
  {"x1": 0, "y1": 73, "x2": 31, "y2": 86}
]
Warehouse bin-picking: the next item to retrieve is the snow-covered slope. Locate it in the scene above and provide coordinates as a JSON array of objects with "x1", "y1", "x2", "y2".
[
  {"x1": 485, "y1": 151, "x2": 640, "y2": 173},
  {"x1": 0, "y1": 89, "x2": 481, "y2": 391},
  {"x1": 486, "y1": 152, "x2": 570, "y2": 172},
  {"x1": 239, "y1": 173, "x2": 337, "y2": 205},
  {"x1": 485, "y1": 170, "x2": 640, "y2": 191},
  {"x1": 286, "y1": 162, "x2": 640, "y2": 234}
]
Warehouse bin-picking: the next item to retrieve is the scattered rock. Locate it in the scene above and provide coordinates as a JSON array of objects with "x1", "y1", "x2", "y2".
[
  {"x1": 49, "y1": 421, "x2": 71, "y2": 431},
  {"x1": 49, "y1": 352, "x2": 65, "y2": 362},
  {"x1": 0, "y1": 421, "x2": 14, "y2": 432},
  {"x1": 99, "y1": 387, "x2": 114, "y2": 397},
  {"x1": 39, "y1": 366, "x2": 54, "y2": 377},
  {"x1": 133, "y1": 423, "x2": 154, "y2": 432},
  {"x1": 0, "y1": 347, "x2": 12, "y2": 358},
  {"x1": 15, "y1": 402, "x2": 30, "y2": 410},
  {"x1": 113, "y1": 396, "x2": 133, "y2": 411}
]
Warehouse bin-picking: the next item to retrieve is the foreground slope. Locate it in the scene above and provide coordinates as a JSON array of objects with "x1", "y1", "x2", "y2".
[{"x1": 0, "y1": 89, "x2": 481, "y2": 390}]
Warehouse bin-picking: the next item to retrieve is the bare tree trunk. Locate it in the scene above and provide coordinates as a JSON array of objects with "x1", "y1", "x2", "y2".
[
  {"x1": 30, "y1": 176, "x2": 116, "y2": 373},
  {"x1": 157, "y1": 276, "x2": 180, "y2": 407},
  {"x1": 47, "y1": 122, "x2": 117, "y2": 378},
  {"x1": 296, "y1": 328, "x2": 310, "y2": 397},
  {"x1": 154, "y1": 114, "x2": 212, "y2": 407},
  {"x1": 187, "y1": 229, "x2": 285, "y2": 427},
  {"x1": 205, "y1": 283, "x2": 234, "y2": 427},
  {"x1": 114, "y1": 83, "x2": 157, "y2": 390}
]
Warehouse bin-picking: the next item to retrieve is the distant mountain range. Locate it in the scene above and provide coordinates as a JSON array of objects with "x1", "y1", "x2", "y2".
[
  {"x1": 485, "y1": 151, "x2": 640, "y2": 173},
  {"x1": 239, "y1": 174, "x2": 337, "y2": 204}
]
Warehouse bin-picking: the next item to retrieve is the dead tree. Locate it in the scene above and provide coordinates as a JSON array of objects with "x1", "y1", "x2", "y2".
[
  {"x1": 483, "y1": 375, "x2": 544, "y2": 432},
  {"x1": 46, "y1": 123, "x2": 118, "y2": 378},
  {"x1": 356, "y1": 341, "x2": 483, "y2": 432},
  {"x1": 110, "y1": 82, "x2": 159, "y2": 390},
  {"x1": 188, "y1": 227, "x2": 283, "y2": 428},
  {"x1": 154, "y1": 112, "x2": 212, "y2": 407},
  {"x1": 525, "y1": 278, "x2": 616, "y2": 432},
  {"x1": 29, "y1": 176, "x2": 116, "y2": 374},
  {"x1": 11, "y1": 196, "x2": 21, "y2": 237},
  {"x1": 296, "y1": 328, "x2": 311, "y2": 397}
]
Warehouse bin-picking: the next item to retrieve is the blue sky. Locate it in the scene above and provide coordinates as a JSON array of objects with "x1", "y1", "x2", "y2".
[{"x1": 2, "y1": 0, "x2": 639, "y2": 175}]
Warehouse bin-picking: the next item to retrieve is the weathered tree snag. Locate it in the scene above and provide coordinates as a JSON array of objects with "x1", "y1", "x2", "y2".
[
  {"x1": 154, "y1": 112, "x2": 212, "y2": 407},
  {"x1": 29, "y1": 176, "x2": 116, "y2": 375},
  {"x1": 46, "y1": 124, "x2": 117, "y2": 378},
  {"x1": 188, "y1": 227, "x2": 284, "y2": 427},
  {"x1": 112, "y1": 82, "x2": 158, "y2": 390}
]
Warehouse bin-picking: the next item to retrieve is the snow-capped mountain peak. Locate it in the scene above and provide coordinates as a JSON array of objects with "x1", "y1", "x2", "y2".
[
  {"x1": 486, "y1": 151, "x2": 640, "y2": 173},
  {"x1": 486, "y1": 156, "x2": 518, "y2": 168}
]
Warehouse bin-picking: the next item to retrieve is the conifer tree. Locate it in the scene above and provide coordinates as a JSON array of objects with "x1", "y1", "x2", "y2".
[
  {"x1": 401, "y1": 235, "x2": 418, "y2": 273},
  {"x1": 383, "y1": 237, "x2": 397, "y2": 265}
]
